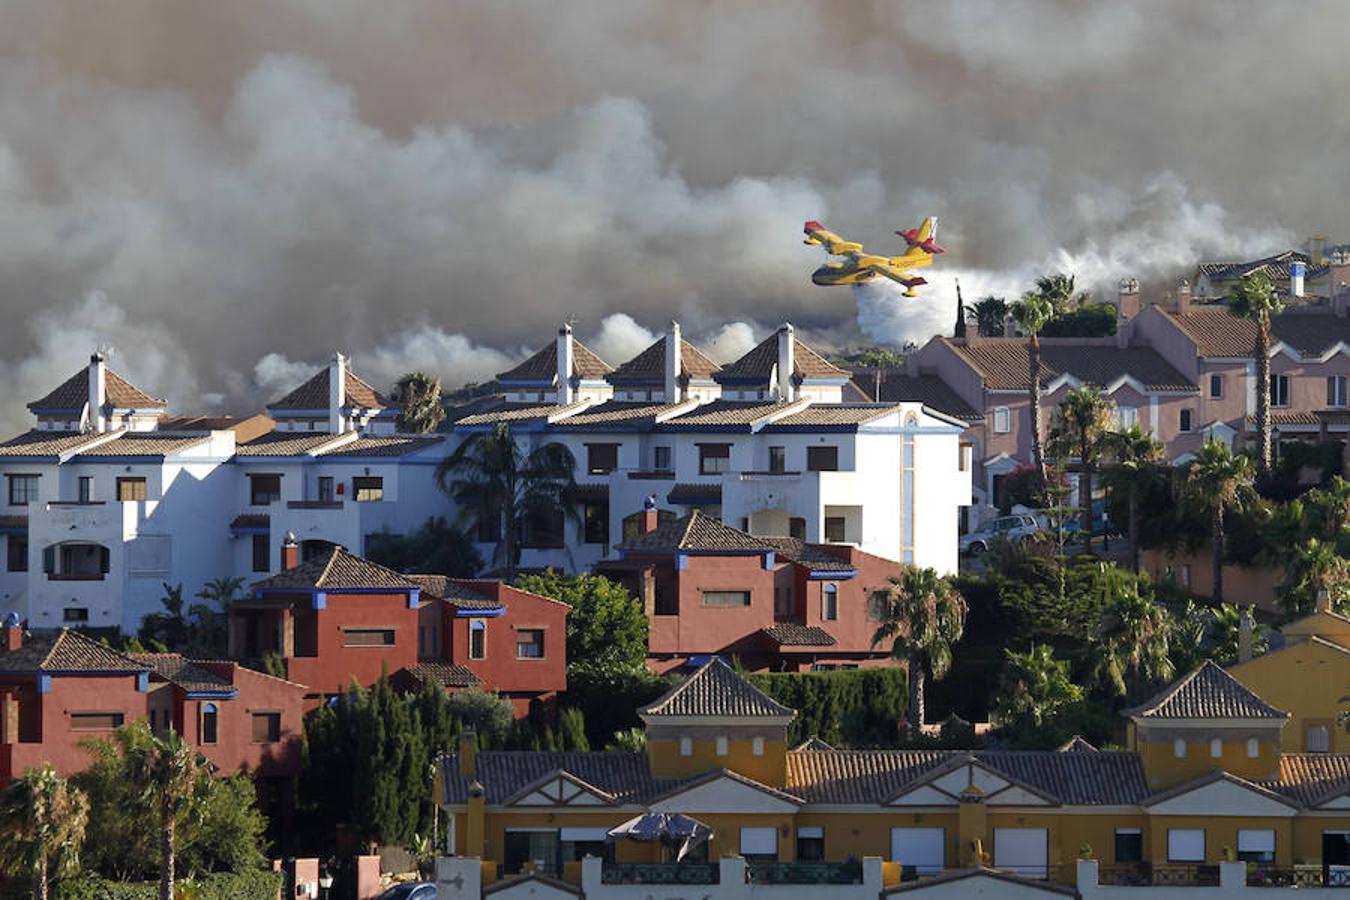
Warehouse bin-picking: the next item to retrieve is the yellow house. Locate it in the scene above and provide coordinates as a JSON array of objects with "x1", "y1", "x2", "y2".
[{"x1": 439, "y1": 656, "x2": 1350, "y2": 892}]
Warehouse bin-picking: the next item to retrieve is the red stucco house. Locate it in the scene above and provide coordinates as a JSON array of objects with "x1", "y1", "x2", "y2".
[{"x1": 595, "y1": 509, "x2": 904, "y2": 673}]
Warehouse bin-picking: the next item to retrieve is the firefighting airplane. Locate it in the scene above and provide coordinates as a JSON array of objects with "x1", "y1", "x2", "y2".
[{"x1": 803, "y1": 217, "x2": 944, "y2": 297}]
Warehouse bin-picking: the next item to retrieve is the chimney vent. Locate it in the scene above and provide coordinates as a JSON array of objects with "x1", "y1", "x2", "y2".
[
  {"x1": 776, "y1": 324, "x2": 796, "y2": 402},
  {"x1": 328, "y1": 353, "x2": 347, "y2": 434},
  {"x1": 1332, "y1": 250, "x2": 1350, "y2": 317},
  {"x1": 1175, "y1": 279, "x2": 1192, "y2": 315},
  {"x1": 1289, "y1": 260, "x2": 1306, "y2": 299},
  {"x1": 664, "y1": 321, "x2": 682, "y2": 402},
  {"x1": 87, "y1": 352, "x2": 108, "y2": 434},
  {"x1": 557, "y1": 323, "x2": 575, "y2": 405}
]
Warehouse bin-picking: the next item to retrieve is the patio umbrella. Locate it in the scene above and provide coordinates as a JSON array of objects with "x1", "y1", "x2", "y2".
[{"x1": 607, "y1": 813, "x2": 713, "y2": 862}]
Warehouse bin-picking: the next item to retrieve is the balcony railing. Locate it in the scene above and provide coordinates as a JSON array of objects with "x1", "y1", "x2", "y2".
[
  {"x1": 1246, "y1": 864, "x2": 1350, "y2": 887},
  {"x1": 286, "y1": 500, "x2": 344, "y2": 509},
  {"x1": 1097, "y1": 863, "x2": 1219, "y2": 887},
  {"x1": 600, "y1": 863, "x2": 718, "y2": 885},
  {"x1": 746, "y1": 861, "x2": 862, "y2": 884}
]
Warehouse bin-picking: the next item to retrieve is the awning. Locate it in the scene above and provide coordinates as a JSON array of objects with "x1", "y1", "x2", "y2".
[
  {"x1": 667, "y1": 483, "x2": 722, "y2": 505},
  {"x1": 607, "y1": 813, "x2": 713, "y2": 862}
]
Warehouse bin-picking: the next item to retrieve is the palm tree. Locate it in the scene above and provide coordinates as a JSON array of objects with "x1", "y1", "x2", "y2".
[
  {"x1": 1210, "y1": 603, "x2": 1269, "y2": 665},
  {"x1": 0, "y1": 765, "x2": 89, "y2": 900},
  {"x1": 393, "y1": 372, "x2": 446, "y2": 434},
  {"x1": 1048, "y1": 385, "x2": 1113, "y2": 551},
  {"x1": 995, "y1": 643, "x2": 1083, "y2": 728},
  {"x1": 1301, "y1": 477, "x2": 1350, "y2": 543},
  {"x1": 436, "y1": 422, "x2": 579, "y2": 576},
  {"x1": 1101, "y1": 425, "x2": 1165, "y2": 571},
  {"x1": 969, "y1": 296, "x2": 1009, "y2": 338},
  {"x1": 1034, "y1": 273, "x2": 1082, "y2": 313},
  {"x1": 1095, "y1": 584, "x2": 1176, "y2": 701},
  {"x1": 1013, "y1": 292, "x2": 1056, "y2": 488},
  {"x1": 1179, "y1": 439, "x2": 1255, "y2": 604},
  {"x1": 871, "y1": 567, "x2": 968, "y2": 732},
  {"x1": 126, "y1": 730, "x2": 213, "y2": 900},
  {"x1": 1280, "y1": 538, "x2": 1350, "y2": 616},
  {"x1": 1228, "y1": 272, "x2": 1284, "y2": 479},
  {"x1": 191, "y1": 575, "x2": 244, "y2": 656}
]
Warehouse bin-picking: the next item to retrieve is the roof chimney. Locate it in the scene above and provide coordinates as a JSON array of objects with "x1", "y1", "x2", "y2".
[
  {"x1": 1316, "y1": 588, "x2": 1332, "y2": 614},
  {"x1": 328, "y1": 352, "x2": 347, "y2": 433},
  {"x1": 557, "y1": 323, "x2": 575, "y2": 405},
  {"x1": 954, "y1": 279, "x2": 967, "y2": 340},
  {"x1": 87, "y1": 352, "x2": 107, "y2": 434},
  {"x1": 281, "y1": 532, "x2": 299, "y2": 572},
  {"x1": 1117, "y1": 277, "x2": 1140, "y2": 321},
  {"x1": 1290, "y1": 261, "x2": 1306, "y2": 299},
  {"x1": 1002, "y1": 315, "x2": 1016, "y2": 338},
  {"x1": 664, "y1": 321, "x2": 682, "y2": 403},
  {"x1": 3, "y1": 612, "x2": 21, "y2": 652},
  {"x1": 640, "y1": 495, "x2": 660, "y2": 534},
  {"x1": 1332, "y1": 250, "x2": 1350, "y2": 317},
  {"x1": 1310, "y1": 235, "x2": 1327, "y2": 266},
  {"x1": 1238, "y1": 606, "x2": 1254, "y2": 664},
  {"x1": 776, "y1": 323, "x2": 797, "y2": 402},
  {"x1": 1175, "y1": 279, "x2": 1192, "y2": 315}
]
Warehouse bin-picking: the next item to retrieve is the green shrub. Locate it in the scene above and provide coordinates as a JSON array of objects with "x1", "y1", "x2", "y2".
[
  {"x1": 56, "y1": 871, "x2": 282, "y2": 900},
  {"x1": 746, "y1": 668, "x2": 907, "y2": 748}
]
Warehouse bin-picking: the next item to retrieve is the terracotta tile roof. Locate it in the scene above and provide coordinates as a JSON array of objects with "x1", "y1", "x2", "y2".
[
  {"x1": 657, "y1": 400, "x2": 789, "y2": 428},
  {"x1": 606, "y1": 338, "x2": 721, "y2": 384},
  {"x1": 1198, "y1": 250, "x2": 1315, "y2": 284},
  {"x1": 1125, "y1": 660, "x2": 1289, "y2": 720},
  {"x1": 716, "y1": 331, "x2": 848, "y2": 382},
  {"x1": 1262, "y1": 753, "x2": 1350, "y2": 807},
  {"x1": 619, "y1": 511, "x2": 763, "y2": 553},
  {"x1": 849, "y1": 371, "x2": 983, "y2": 422},
  {"x1": 1271, "y1": 314, "x2": 1350, "y2": 357},
  {"x1": 130, "y1": 653, "x2": 236, "y2": 694},
  {"x1": 1164, "y1": 308, "x2": 1350, "y2": 360},
  {"x1": 549, "y1": 402, "x2": 690, "y2": 429},
  {"x1": 316, "y1": 435, "x2": 444, "y2": 458},
  {"x1": 497, "y1": 338, "x2": 612, "y2": 383},
  {"x1": 784, "y1": 749, "x2": 1150, "y2": 805},
  {"x1": 454, "y1": 402, "x2": 590, "y2": 426},
  {"x1": 757, "y1": 538, "x2": 857, "y2": 573},
  {"x1": 0, "y1": 430, "x2": 118, "y2": 458},
  {"x1": 483, "y1": 874, "x2": 581, "y2": 899},
  {"x1": 229, "y1": 513, "x2": 269, "y2": 530},
  {"x1": 28, "y1": 366, "x2": 165, "y2": 412},
  {"x1": 0, "y1": 629, "x2": 149, "y2": 674},
  {"x1": 762, "y1": 403, "x2": 902, "y2": 428},
  {"x1": 440, "y1": 751, "x2": 680, "y2": 805},
  {"x1": 234, "y1": 432, "x2": 350, "y2": 456},
  {"x1": 1057, "y1": 735, "x2": 1099, "y2": 753},
  {"x1": 406, "y1": 662, "x2": 482, "y2": 689},
  {"x1": 793, "y1": 737, "x2": 835, "y2": 752},
  {"x1": 639, "y1": 658, "x2": 795, "y2": 719},
  {"x1": 406, "y1": 576, "x2": 502, "y2": 609},
  {"x1": 645, "y1": 766, "x2": 804, "y2": 806},
  {"x1": 252, "y1": 546, "x2": 420, "y2": 592},
  {"x1": 761, "y1": 624, "x2": 837, "y2": 646},
  {"x1": 72, "y1": 433, "x2": 211, "y2": 458},
  {"x1": 949, "y1": 338, "x2": 1195, "y2": 392},
  {"x1": 267, "y1": 367, "x2": 391, "y2": 411}
]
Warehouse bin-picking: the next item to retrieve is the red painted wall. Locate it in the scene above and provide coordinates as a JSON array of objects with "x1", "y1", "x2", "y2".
[
  {"x1": 0, "y1": 672, "x2": 147, "y2": 778},
  {"x1": 444, "y1": 581, "x2": 568, "y2": 706},
  {"x1": 179, "y1": 663, "x2": 305, "y2": 777},
  {"x1": 282, "y1": 590, "x2": 419, "y2": 697}
]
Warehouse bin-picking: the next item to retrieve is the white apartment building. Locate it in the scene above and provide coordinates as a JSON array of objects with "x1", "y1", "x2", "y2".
[{"x1": 455, "y1": 322, "x2": 972, "y2": 576}]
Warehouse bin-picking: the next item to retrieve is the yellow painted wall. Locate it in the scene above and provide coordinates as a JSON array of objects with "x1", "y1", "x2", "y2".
[
  {"x1": 1281, "y1": 611, "x2": 1350, "y2": 647},
  {"x1": 1137, "y1": 735, "x2": 1281, "y2": 789},
  {"x1": 647, "y1": 736, "x2": 788, "y2": 784},
  {"x1": 1294, "y1": 815, "x2": 1350, "y2": 865},
  {"x1": 1147, "y1": 815, "x2": 1294, "y2": 865},
  {"x1": 792, "y1": 812, "x2": 959, "y2": 863},
  {"x1": 1229, "y1": 639, "x2": 1350, "y2": 754}
]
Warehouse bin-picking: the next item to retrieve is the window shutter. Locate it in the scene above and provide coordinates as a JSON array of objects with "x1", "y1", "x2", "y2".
[{"x1": 42, "y1": 546, "x2": 55, "y2": 574}]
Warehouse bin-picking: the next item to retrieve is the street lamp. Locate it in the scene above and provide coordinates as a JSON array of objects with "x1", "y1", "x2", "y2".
[{"x1": 318, "y1": 869, "x2": 333, "y2": 900}]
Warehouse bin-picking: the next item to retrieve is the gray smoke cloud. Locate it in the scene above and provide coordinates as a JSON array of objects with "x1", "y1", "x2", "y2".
[{"x1": 1, "y1": 0, "x2": 1346, "y2": 431}]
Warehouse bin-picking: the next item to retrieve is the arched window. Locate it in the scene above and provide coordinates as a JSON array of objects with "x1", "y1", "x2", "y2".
[
  {"x1": 469, "y1": 620, "x2": 487, "y2": 660},
  {"x1": 202, "y1": 703, "x2": 218, "y2": 745},
  {"x1": 822, "y1": 584, "x2": 838, "y2": 621}
]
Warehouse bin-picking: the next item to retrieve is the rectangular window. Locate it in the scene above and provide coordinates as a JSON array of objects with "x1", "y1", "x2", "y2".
[
  {"x1": 1179, "y1": 409, "x2": 1193, "y2": 432},
  {"x1": 116, "y1": 477, "x2": 147, "y2": 501},
  {"x1": 1167, "y1": 829, "x2": 1205, "y2": 862},
  {"x1": 53, "y1": 544, "x2": 110, "y2": 580},
  {"x1": 796, "y1": 827, "x2": 825, "y2": 862},
  {"x1": 63, "y1": 607, "x2": 89, "y2": 623},
  {"x1": 739, "y1": 827, "x2": 778, "y2": 862},
  {"x1": 251, "y1": 712, "x2": 282, "y2": 743},
  {"x1": 1114, "y1": 829, "x2": 1143, "y2": 863},
  {"x1": 77, "y1": 476, "x2": 93, "y2": 503},
  {"x1": 503, "y1": 829, "x2": 560, "y2": 877},
  {"x1": 249, "y1": 474, "x2": 282, "y2": 505},
  {"x1": 868, "y1": 593, "x2": 888, "y2": 620},
  {"x1": 890, "y1": 828, "x2": 944, "y2": 876},
  {"x1": 701, "y1": 590, "x2": 751, "y2": 608},
  {"x1": 1209, "y1": 374, "x2": 1223, "y2": 398},
  {"x1": 789, "y1": 517, "x2": 806, "y2": 540},
  {"x1": 560, "y1": 828, "x2": 613, "y2": 866},
  {"x1": 807, "y1": 446, "x2": 839, "y2": 472},
  {"x1": 698, "y1": 443, "x2": 731, "y2": 475},
  {"x1": 516, "y1": 628, "x2": 545, "y2": 659},
  {"x1": 993, "y1": 407, "x2": 1011, "y2": 434},
  {"x1": 1307, "y1": 722, "x2": 1332, "y2": 753},
  {"x1": 774, "y1": 587, "x2": 793, "y2": 618},
  {"x1": 341, "y1": 628, "x2": 396, "y2": 647},
  {"x1": 822, "y1": 585, "x2": 838, "y2": 621},
  {"x1": 317, "y1": 476, "x2": 335, "y2": 502},
  {"x1": 768, "y1": 446, "x2": 786, "y2": 473},
  {"x1": 993, "y1": 828, "x2": 1049, "y2": 879},
  {"x1": 1329, "y1": 376, "x2": 1348, "y2": 408},
  {"x1": 583, "y1": 501, "x2": 608, "y2": 544},
  {"x1": 586, "y1": 443, "x2": 619, "y2": 474},
  {"x1": 7, "y1": 475, "x2": 38, "y2": 506},
  {"x1": 824, "y1": 516, "x2": 847, "y2": 543},
  {"x1": 1116, "y1": 406, "x2": 1137, "y2": 429},
  {"x1": 70, "y1": 712, "x2": 124, "y2": 731},
  {"x1": 6, "y1": 536, "x2": 27, "y2": 573},
  {"x1": 653, "y1": 446, "x2": 672, "y2": 471},
  {"x1": 521, "y1": 508, "x2": 565, "y2": 548},
  {"x1": 1237, "y1": 830, "x2": 1275, "y2": 863},
  {"x1": 352, "y1": 476, "x2": 383, "y2": 502},
  {"x1": 469, "y1": 622, "x2": 486, "y2": 660},
  {"x1": 1271, "y1": 374, "x2": 1290, "y2": 407},
  {"x1": 251, "y1": 534, "x2": 270, "y2": 573}
]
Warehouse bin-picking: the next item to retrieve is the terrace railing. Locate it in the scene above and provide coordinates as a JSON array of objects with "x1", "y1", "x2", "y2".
[
  {"x1": 745, "y1": 861, "x2": 863, "y2": 884},
  {"x1": 600, "y1": 862, "x2": 719, "y2": 885}
]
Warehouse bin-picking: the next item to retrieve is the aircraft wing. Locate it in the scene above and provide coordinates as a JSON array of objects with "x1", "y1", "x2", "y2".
[{"x1": 803, "y1": 220, "x2": 863, "y2": 255}]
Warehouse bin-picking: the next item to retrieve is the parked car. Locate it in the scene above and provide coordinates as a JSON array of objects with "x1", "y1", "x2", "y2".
[
  {"x1": 377, "y1": 883, "x2": 435, "y2": 900},
  {"x1": 959, "y1": 515, "x2": 1040, "y2": 555}
]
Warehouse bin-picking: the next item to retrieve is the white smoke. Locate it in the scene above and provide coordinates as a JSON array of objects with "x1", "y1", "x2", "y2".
[{"x1": 586, "y1": 314, "x2": 657, "y2": 366}]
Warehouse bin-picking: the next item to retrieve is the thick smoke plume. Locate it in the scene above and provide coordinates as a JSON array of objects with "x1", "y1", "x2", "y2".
[{"x1": 1, "y1": 1, "x2": 1346, "y2": 430}]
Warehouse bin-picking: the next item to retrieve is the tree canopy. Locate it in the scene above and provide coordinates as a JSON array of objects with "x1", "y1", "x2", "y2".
[{"x1": 515, "y1": 571, "x2": 649, "y2": 673}]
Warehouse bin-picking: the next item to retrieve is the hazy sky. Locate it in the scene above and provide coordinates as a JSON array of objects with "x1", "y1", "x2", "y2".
[{"x1": 1, "y1": 0, "x2": 1346, "y2": 428}]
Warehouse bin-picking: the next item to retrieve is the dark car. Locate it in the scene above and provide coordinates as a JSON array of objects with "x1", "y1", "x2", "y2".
[{"x1": 376, "y1": 882, "x2": 435, "y2": 900}]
